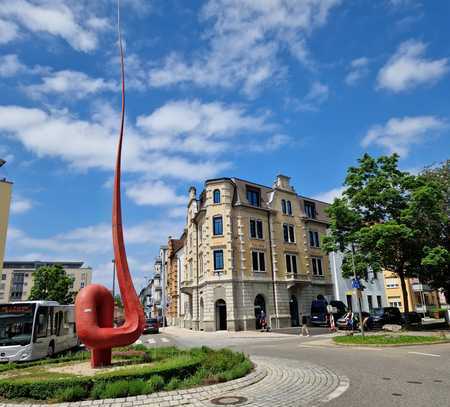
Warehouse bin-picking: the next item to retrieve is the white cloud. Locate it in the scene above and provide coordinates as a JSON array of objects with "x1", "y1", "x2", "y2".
[
  {"x1": 0, "y1": 54, "x2": 26, "y2": 77},
  {"x1": 289, "y1": 81, "x2": 329, "y2": 112},
  {"x1": 345, "y1": 57, "x2": 369, "y2": 85},
  {"x1": 0, "y1": 104, "x2": 230, "y2": 181},
  {"x1": 25, "y1": 70, "x2": 117, "y2": 99},
  {"x1": 126, "y1": 180, "x2": 186, "y2": 206},
  {"x1": 10, "y1": 195, "x2": 33, "y2": 214},
  {"x1": 0, "y1": 0, "x2": 101, "y2": 51},
  {"x1": 167, "y1": 206, "x2": 187, "y2": 219},
  {"x1": 0, "y1": 18, "x2": 19, "y2": 44},
  {"x1": 149, "y1": 0, "x2": 341, "y2": 95},
  {"x1": 249, "y1": 134, "x2": 292, "y2": 152},
  {"x1": 313, "y1": 187, "x2": 344, "y2": 203},
  {"x1": 362, "y1": 115, "x2": 447, "y2": 156},
  {"x1": 377, "y1": 40, "x2": 449, "y2": 92}
]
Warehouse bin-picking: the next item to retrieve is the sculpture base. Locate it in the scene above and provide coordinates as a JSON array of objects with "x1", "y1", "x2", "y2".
[{"x1": 91, "y1": 348, "x2": 112, "y2": 368}]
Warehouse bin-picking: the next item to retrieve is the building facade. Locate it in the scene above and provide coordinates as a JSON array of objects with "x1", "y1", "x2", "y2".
[
  {"x1": 179, "y1": 175, "x2": 334, "y2": 331},
  {"x1": 166, "y1": 235, "x2": 185, "y2": 325},
  {"x1": 329, "y1": 251, "x2": 387, "y2": 313},
  {"x1": 383, "y1": 271, "x2": 443, "y2": 314},
  {"x1": 0, "y1": 261, "x2": 92, "y2": 302},
  {"x1": 0, "y1": 177, "x2": 12, "y2": 280},
  {"x1": 150, "y1": 260, "x2": 162, "y2": 318}
]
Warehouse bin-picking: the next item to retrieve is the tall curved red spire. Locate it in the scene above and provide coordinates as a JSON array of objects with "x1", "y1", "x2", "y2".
[{"x1": 75, "y1": 0, "x2": 145, "y2": 368}]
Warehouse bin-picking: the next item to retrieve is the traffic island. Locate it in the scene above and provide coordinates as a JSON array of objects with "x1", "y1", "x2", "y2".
[
  {"x1": 0, "y1": 346, "x2": 252, "y2": 403},
  {"x1": 333, "y1": 334, "x2": 450, "y2": 346}
]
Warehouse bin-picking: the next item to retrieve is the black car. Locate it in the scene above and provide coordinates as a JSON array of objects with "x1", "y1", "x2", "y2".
[
  {"x1": 369, "y1": 307, "x2": 403, "y2": 328},
  {"x1": 143, "y1": 318, "x2": 159, "y2": 334},
  {"x1": 310, "y1": 299, "x2": 347, "y2": 326}
]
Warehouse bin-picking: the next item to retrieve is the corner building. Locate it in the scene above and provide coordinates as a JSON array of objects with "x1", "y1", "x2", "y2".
[{"x1": 181, "y1": 175, "x2": 333, "y2": 331}]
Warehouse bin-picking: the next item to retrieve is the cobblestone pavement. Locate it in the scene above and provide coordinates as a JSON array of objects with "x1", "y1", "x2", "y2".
[{"x1": 0, "y1": 357, "x2": 348, "y2": 407}]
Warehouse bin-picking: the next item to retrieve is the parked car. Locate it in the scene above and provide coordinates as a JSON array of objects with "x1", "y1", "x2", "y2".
[
  {"x1": 336, "y1": 311, "x2": 370, "y2": 330},
  {"x1": 143, "y1": 318, "x2": 159, "y2": 334},
  {"x1": 310, "y1": 299, "x2": 347, "y2": 326},
  {"x1": 369, "y1": 307, "x2": 403, "y2": 329}
]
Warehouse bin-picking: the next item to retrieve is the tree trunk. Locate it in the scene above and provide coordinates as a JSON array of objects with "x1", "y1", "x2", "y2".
[{"x1": 398, "y1": 269, "x2": 410, "y2": 314}]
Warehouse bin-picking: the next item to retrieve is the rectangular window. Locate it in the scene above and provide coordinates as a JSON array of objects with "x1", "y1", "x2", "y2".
[
  {"x1": 283, "y1": 224, "x2": 295, "y2": 243},
  {"x1": 309, "y1": 231, "x2": 320, "y2": 247},
  {"x1": 377, "y1": 295, "x2": 382, "y2": 308},
  {"x1": 311, "y1": 257, "x2": 323, "y2": 276},
  {"x1": 1, "y1": 274, "x2": 5, "y2": 280},
  {"x1": 304, "y1": 201, "x2": 316, "y2": 219},
  {"x1": 388, "y1": 297, "x2": 402, "y2": 308},
  {"x1": 213, "y1": 216, "x2": 223, "y2": 236},
  {"x1": 213, "y1": 250, "x2": 224, "y2": 271},
  {"x1": 281, "y1": 199, "x2": 287, "y2": 214},
  {"x1": 287, "y1": 200, "x2": 292, "y2": 215},
  {"x1": 250, "y1": 219, "x2": 263, "y2": 239},
  {"x1": 367, "y1": 295, "x2": 373, "y2": 311},
  {"x1": 285, "y1": 254, "x2": 298, "y2": 274},
  {"x1": 386, "y1": 278, "x2": 399, "y2": 288},
  {"x1": 252, "y1": 251, "x2": 266, "y2": 272},
  {"x1": 246, "y1": 187, "x2": 261, "y2": 207}
]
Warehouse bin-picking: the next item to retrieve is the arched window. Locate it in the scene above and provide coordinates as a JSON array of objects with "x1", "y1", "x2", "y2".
[
  {"x1": 281, "y1": 199, "x2": 287, "y2": 214},
  {"x1": 287, "y1": 200, "x2": 292, "y2": 215},
  {"x1": 213, "y1": 189, "x2": 221, "y2": 204}
]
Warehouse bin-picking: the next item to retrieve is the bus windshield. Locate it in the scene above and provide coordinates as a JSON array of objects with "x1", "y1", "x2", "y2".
[{"x1": 0, "y1": 304, "x2": 35, "y2": 346}]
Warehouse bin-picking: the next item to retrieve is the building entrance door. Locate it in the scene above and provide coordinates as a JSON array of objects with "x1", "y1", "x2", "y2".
[
  {"x1": 289, "y1": 295, "x2": 300, "y2": 327},
  {"x1": 215, "y1": 299, "x2": 227, "y2": 330},
  {"x1": 254, "y1": 294, "x2": 266, "y2": 329}
]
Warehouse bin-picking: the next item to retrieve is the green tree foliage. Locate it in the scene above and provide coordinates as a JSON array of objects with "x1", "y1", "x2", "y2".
[
  {"x1": 28, "y1": 265, "x2": 75, "y2": 304},
  {"x1": 324, "y1": 154, "x2": 448, "y2": 312}
]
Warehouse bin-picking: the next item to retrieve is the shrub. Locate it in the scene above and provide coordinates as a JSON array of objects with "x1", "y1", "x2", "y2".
[
  {"x1": 92, "y1": 380, "x2": 150, "y2": 399},
  {"x1": 55, "y1": 385, "x2": 89, "y2": 402},
  {"x1": 147, "y1": 375, "x2": 165, "y2": 392},
  {"x1": 165, "y1": 377, "x2": 181, "y2": 391}
]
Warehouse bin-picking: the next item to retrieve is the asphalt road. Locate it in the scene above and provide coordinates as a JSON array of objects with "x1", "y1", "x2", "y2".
[{"x1": 141, "y1": 329, "x2": 450, "y2": 407}]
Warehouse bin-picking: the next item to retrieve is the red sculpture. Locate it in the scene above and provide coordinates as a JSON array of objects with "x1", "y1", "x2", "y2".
[{"x1": 75, "y1": 3, "x2": 145, "y2": 368}]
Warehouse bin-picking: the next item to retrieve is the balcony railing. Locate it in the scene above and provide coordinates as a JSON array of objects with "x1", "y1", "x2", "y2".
[{"x1": 285, "y1": 273, "x2": 309, "y2": 282}]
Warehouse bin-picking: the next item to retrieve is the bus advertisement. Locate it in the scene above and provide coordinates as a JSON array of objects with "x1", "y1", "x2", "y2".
[{"x1": 0, "y1": 301, "x2": 79, "y2": 362}]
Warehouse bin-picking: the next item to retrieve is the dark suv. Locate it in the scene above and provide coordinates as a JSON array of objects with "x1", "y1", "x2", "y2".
[{"x1": 369, "y1": 307, "x2": 403, "y2": 328}]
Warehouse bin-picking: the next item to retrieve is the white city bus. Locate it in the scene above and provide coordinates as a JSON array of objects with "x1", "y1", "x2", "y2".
[{"x1": 0, "y1": 301, "x2": 79, "y2": 362}]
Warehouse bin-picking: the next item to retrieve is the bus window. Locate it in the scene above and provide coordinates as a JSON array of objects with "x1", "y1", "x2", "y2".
[{"x1": 35, "y1": 307, "x2": 48, "y2": 338}]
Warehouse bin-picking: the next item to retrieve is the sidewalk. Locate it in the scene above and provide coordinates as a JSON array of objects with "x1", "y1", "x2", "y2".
[{"x1": 161, "y1": 326, "x2": 293, "y2": 339}]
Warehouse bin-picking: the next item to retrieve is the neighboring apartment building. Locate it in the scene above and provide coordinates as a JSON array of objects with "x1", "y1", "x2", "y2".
[
  {"x1": 139, "y1": 282, "x2": 152, "y2": 318},
  {"x1": 329, "y1": 251, "x2": 387, "y2": 313},
  {"x1": 0, "y1": 173, "x2": 12, "y2": 281},
  {"x1": 166, "y1": 234, "x2": 185, "y2": 326},
  {"x1": 0, "y1": 261, "x2": 92, "y2": 302},
  {"x1": 383, "y1": 271, "x2": 443, "y2": 314},
  {"x1": 179, "y1": 174, "x2": 333, "y2": 331},
  {"x1": 150, "y1": 259, "x2": 162, "y2": 318}
]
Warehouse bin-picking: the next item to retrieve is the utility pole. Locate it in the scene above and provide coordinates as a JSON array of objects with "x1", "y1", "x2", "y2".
[{"x1": 351, "y1": 243, "x2": 365, "y2": 337}]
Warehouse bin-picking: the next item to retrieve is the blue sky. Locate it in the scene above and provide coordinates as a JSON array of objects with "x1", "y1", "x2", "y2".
[{"x1": 0, "y1": 0, "x2": 449, "y2": 289}]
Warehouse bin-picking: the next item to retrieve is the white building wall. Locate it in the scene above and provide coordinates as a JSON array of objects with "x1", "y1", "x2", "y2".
[{"x1": 329, "y1": 251, "x2": 387, "y2": 313}]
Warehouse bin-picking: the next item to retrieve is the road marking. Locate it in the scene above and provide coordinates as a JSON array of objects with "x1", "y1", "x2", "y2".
[
  {"x1": 318, "y1": 375, "x2": 350, "y2": 404},
  {"x1": 147, "y1": 338, "x2": 155, "y2": 344},
  {"x1": 161, "y1": 337, "x2": 170, "y2": 343},
  {"x1": 298, "y1": 344, "x2": 318, "y2": 348},
  {"x1": 408, "y1": 351, "x2": 440, "y2": 357}
]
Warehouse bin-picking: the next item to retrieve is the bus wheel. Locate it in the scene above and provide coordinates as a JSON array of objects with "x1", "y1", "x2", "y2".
[{"x1": 47, "y1": 342, "x2": 55, "y2": 358}]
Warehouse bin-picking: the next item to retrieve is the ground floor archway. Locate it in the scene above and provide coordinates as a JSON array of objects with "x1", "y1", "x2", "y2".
[
  {"x1": 215, "y1": 299, "x2": 227, "y2": 330},
  {"x1": 290, "y1": 295, "x2": 300, "y2": 327},
  {"x1": 254, "y1": 294, "x2": 266, "y2": 329}
]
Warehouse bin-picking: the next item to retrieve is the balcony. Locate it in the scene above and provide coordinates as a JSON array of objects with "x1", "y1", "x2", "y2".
[
  {"x1": 180, "y1": 279, "x2": 194, "y2": 294},
  {"x1": 412, "y1": 283, "x2": 432, "y2": 292},
  {"x1": 285, "y1": 273, "x2": 309, "y2": 288}
]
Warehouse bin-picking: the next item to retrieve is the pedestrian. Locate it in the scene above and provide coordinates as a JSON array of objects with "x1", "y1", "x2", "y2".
[{"x1": 300, "y1": 314, "x2": 310, "y2": 337}]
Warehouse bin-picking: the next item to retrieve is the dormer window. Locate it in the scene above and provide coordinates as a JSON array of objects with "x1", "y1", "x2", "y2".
[
  {"x1": 246, "y1": 187, "x2": 260, "y2": 207},
  {"x1": 213, "y1": 189, "x2": 221, "y2": 204},
  {"x1": 304, "y1": 201, "x2": 316, "y2": 219}
]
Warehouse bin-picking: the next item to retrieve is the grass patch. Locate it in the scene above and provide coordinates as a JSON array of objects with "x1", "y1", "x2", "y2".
[
  {"x1": 333, "y1": 334, "x2": 447, "y2": 346},
  {"x1": 0, "y1": 346, "x2": 252, "y2": 402}
]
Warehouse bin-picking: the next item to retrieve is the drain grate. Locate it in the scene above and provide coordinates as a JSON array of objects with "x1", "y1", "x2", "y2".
[
  {"x1": 382, "y1": 377, "x2": 391, "y2": 380},
  {"x1": 210, "y1": 396, "x2": 248, "y2": 405},
  {"x1": 407, "y1": 381, "x2": 422, "y2": 384},
  {"x1": 392, "y1": 393, "x2": 402, "y2": 397}
]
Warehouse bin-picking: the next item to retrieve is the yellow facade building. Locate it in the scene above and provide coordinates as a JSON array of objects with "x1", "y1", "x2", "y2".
[
  {"x1": 179, "y1": 175, "x2": 333, "y2": 331},
  {"x1": 0, "y1": 177, "x2": 12, "y2": 282},
  {"x1": 383, "y1": 271, "x2": 441, "y2": 314}
]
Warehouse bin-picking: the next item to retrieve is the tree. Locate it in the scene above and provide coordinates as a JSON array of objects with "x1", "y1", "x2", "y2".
[
  {"x1": 417, "y1": 161, "x2": 450, "y2": 301},
  {"x1": 324, "y1": 154, "x2": 447, "y2": 313},
  {"x1": 28, "y1": 265, "x2": 75, "y2": 304}
]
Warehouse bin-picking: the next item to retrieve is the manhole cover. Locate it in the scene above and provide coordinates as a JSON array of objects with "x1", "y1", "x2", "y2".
[{"x1": 210, "y1": 396, "x2": 248, "y2": 405}]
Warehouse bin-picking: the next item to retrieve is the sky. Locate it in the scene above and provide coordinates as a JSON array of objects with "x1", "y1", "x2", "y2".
[{"x1": 0, "y1": 0, "x2": 449, "y2": 290}]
